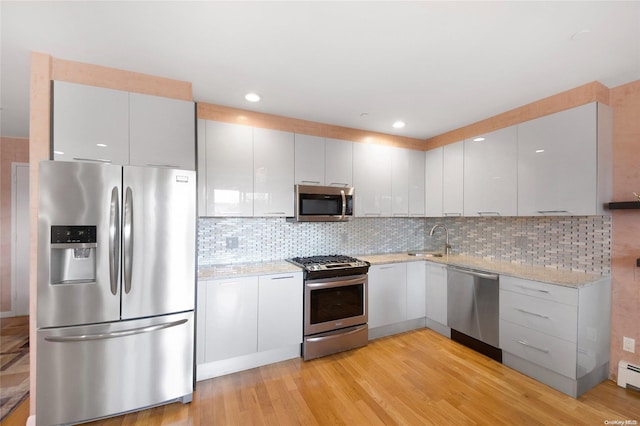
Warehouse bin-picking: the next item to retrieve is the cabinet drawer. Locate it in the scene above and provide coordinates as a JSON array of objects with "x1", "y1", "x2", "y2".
[
  {"x1": 500, "y1": 276, "x2": 577, "y2": 306},
  {"x1": 500, "y1": 290, "x2": 577, "y2": 342},
  {"x1": 500, "y1": 320, "x2": 576, "y2": 379}
]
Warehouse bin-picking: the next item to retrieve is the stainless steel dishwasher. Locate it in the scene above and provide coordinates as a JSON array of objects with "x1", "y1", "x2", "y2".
[{"x1": 447, "y1": 266, "x2": 502, "y2": 362}]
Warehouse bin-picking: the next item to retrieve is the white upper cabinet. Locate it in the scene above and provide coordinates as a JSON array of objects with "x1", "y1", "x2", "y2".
[
  {"x1": 425, "y1": 147, "x2": 443, "y2": 217},
  {"x1": 517, "y1": 102, "x2": 612, "y2": 216},
  {"x1": 53, "y1": 81, "x2": 195, "y2": 169},
  {"x1": 294, "y1": 134, "x2": 325, "y2": 185},
  {"x1": 129, "y1": 92, "x2": 195, "y2": 170},
  {"x1": 391, "y1": 148, "x2": 410, "y2": 216},
  {"x1": 464, "y1": 126, "x2": 518, "y2": 216},
  {"x1": 408, "y1": 149, "x2": 426, "y2": 217},
  {"x1": 442, "y1": 141, "x2": 464, "y2": 216},
  {"x1": 353, "y1": 143, "x2": 392, "y2": 217},
  {"x1": 53, "y1": 81, "x2": 130, "y2": 165},
  {"x1": 325, "y1": 138, "x2": 353, "y2": 187},
  {"x1": 295, "y1": 136, "x2": 353, "y2": 187},
  {"x1": 204, "y1": 121, "x2": 254, "y2": 217},
  {"x1": 253, "y1": 128, "x2": 295, "y2": 217}
]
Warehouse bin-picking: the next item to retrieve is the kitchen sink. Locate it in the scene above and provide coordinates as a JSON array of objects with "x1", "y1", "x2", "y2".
[{"x1": 407, "y1": 252, "x2": 444, "y2": 257}]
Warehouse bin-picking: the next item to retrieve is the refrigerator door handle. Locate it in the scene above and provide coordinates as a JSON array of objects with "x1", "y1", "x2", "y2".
[
  {"x1": 109, "y1": 186, "x2": 120, "y2": 296},
  {"x1": 43, "y1": 319, "x2": 188, "y2": 342},
  {"x1": 124, "y1": 186, "x2": 133, "y2": 294}
]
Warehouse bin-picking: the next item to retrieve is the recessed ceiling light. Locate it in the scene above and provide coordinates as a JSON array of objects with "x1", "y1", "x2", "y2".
[
  {"x1": 245, "y1": 93, "x2": 261, "y2": 102},
  {"x1": 392, "y1": 121, "x2": 405, "y2": 129},
  {"x1": 570, "y1": 29, "x2": 592, "y2": 41},
  {"x1": 535, "y1": 149, "x2": 545, "y2": 153},
  {"x1": 473, "y1": 137, "x2": 485, "y2": 142},
  {"x1": 96, "y1": 143, "x2": 107, "y2": 147},
  {"x1": 54, "y1": 150, "x2": 64, "y2": 155}
]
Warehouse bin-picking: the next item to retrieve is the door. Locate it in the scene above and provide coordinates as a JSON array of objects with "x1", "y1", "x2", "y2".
[
  {"x1": 37, "y1": 311, "x2": 194, "y2": 425},
  {"x1": 37, "y1": 161, "x2": 122, "y2": 328},
  {"x1": 121, "y1": 166, "x2": 195, "y2": 319}
]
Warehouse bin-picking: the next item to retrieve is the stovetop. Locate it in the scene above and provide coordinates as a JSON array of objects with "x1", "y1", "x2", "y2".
[{"x1": 288, "y1": 255, "x2": 370, "y2": 279}]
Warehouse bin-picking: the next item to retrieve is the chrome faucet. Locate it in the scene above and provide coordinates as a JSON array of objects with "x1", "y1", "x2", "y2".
[{"x1": 429, "y1": 224, "x2": 451, "y2": 255}]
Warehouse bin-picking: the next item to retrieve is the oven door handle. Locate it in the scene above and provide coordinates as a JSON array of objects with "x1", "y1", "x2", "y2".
[
  {"x1": 306, "y1": 275, "x2": 366, "y2": 289},
  {"x1": 340, "y1": 189, "x2": 346, "y2": 220}
]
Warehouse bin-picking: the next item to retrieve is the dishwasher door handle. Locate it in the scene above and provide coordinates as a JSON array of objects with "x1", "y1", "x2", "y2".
[{"x1": 447, "y1": 267, "x2": 498, "y2": 280}]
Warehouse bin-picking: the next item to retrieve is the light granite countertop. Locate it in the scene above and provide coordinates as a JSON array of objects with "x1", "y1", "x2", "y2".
[
  {"x1": 357, "y1": 252, "x2": 606, "y2": 288},
  {"x1": 198, "y1": 253, "x2": 608, "y2": 288}
]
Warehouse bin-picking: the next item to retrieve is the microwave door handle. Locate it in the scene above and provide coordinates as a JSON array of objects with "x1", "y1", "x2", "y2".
[{"x1": 340, "y1": 189, "x2": 346, "y2": 220}]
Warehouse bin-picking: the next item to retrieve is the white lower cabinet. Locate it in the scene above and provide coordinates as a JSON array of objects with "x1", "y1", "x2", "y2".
[
  {"x1": 425, "y1": 262, "x2": 447, "y2": 326},
  {"x1": 258, "y1": 273, "x2": 303, "y2": 352},
  {"x1": 406, "y1": 262, "x2": 426, "y2": 320},
  {"x1": 197, "y1": 272, "x2": 303, "y2": 380},
  {"x1": 368, "y1": 263, "x2": 407, "y2": 328},
  {"x1": 499, "y1": 275, "x2": 611, "y2": 397},
  {"x1": 202, "y1": 277, "x2": 259, "y2": 362}
]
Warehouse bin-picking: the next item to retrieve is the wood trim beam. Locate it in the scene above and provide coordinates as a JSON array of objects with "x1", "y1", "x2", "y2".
[
  {"x1": 424, "y1": 81, "x2": 611, "y2": 150},
  {"x1": 51, "y1": 57, "x2": 192, "y2": 101},
  {"x1": 198, "y1": 103, "x2": 426, "y2": 151}
]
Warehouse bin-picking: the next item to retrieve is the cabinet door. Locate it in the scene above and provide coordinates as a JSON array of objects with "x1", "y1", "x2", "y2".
[
  {"x1": 408, "y1": 149, "x2": 426, "y2": 217},
  {"x1": 205, "y1": 121, "x2": 253, "y2": 216},
  {"x1": 325, "y1": 138, "x2": 353, "y2": 187},
  {"x1": 442, "y1": 141, "x2": 464, "y2": 217},
  {"x1": 295, "y1": 134, "x2": 325, "y2": 185},
  {"x1": 254, "y1": 128, "x2": 295, "y2": 217},
  {"x1": 129, "y1": 93, "x2": 195, "y2": 170},
  {"x1": 464, "y1": 126, "x2": 517, "y2": 216},
  {"x1": 353, "y1": 143, "x2": 392, "y2": 217},
  {"x1": 518, "y1": 103, "x2": 597, "y2": 216},
  {"x1": 368, "y1": 263, "x2": 407, "y2": 328},
  {"x1": 391, "y1": 148, "x2": 410, "y2": 216},
  {"x1": 52, "y1": 81, "x2": 129, "y2": 165},
  {"x1": 204, "y1": 277, "x2": 258, "y2": 362},
  {"x1": 426, "y1": 262, "x2": 447, "y2": 325},
  {"x1": 197, "y1": 119, "x2": 207, "y2": 216},
  {"x1": 258, "y1": 273, "x2": 303, "y2": 352},
  {"x1": 425, "y1": 147, "x2": 443, "y2": 217},
  {"x1": 406, "y1": 262, "x2": 426, "y2": 320}
]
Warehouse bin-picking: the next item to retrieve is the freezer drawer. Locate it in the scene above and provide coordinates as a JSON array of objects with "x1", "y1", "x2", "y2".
[{"x1": 36, "y1": 311, "x2": 194, "y2": 425}]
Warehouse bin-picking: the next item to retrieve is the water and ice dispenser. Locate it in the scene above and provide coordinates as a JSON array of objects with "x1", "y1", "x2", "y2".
[{"x1": 50, "y1": 225, "x2": 97, "y2": 284}]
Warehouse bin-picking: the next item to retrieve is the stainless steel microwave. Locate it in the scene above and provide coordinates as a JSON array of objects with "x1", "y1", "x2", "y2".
[{"x1": 288, "y1": 184, "x2": 354, "y2": 222}]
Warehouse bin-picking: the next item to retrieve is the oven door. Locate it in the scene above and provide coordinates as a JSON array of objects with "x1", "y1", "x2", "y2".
[{"x1": 305, "y1": 274, "x2": 367, "y2": 335}]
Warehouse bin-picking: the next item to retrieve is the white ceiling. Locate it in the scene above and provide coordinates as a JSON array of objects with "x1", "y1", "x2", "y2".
[{"x1": 2, "y1": 1, "x2": 639, "y2": 140}]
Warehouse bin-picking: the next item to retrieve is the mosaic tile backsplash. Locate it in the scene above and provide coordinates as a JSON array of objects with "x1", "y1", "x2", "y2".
[{"x1": 198, "y1": 216, "x2": 611, "y2": 275}]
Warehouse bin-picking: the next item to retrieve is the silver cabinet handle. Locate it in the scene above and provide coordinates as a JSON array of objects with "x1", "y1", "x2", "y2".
[
  {"x1": 44, "y1": 319, "x2": 188, "y2": 342},
  {"x1": 146, "y1": 163, "x2": 179, "y2": 168},
  {"x1": 264, "y1": 212, "x2": 286, "y2": 215},
  {"x1": 537, "y1": 210, "x2": 570, "y2": 215},
  {"x1": 72, "y1": 157, "x2": 112, "y2": 163},
  {"x1": 340, "y1": 189, "x2": 346, "y2": 220},
  {"x1": 109, "y1": 186, "x2": 120, "y2": 296},
  {"x1": 301, "y1": 180, "x2": 321, "y2": 184},
  {"x1": 517, "y1": 340, "x2": 550, "y2": 353},
  {"x1": 515, "y1": 308, "x2": 549, "y2": 319},
  {"x1": 270, "y1": 275, "x2": 295, "y2": 280},
  {"x1": 123, "y1": 187, "x2": 134, "y2": 294},
  {"x1": 364, "y1": 213, "x2": 381, "y2": 216},
  {"x1": 329, "y1": 182, "x2": 349, "y2": 187},
  {"x1": 517, "y1": 285, "x2": 550, "y2": 294},
  {"x1": 444, "y1": 212, "x2": 461, "y2": 216},
  {"x1": 478, "y1": 211, "x2": 500, "y2": 216}
]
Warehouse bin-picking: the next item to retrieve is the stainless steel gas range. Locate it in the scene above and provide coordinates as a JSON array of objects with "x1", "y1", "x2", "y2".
[{"x1": 288, "y1": 255, "x2": 370, "y2": 360}]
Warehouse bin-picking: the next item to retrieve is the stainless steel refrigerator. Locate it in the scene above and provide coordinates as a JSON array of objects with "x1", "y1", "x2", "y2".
[{"x1": 36, "y1": 160, "x2": 196, "y2": 425}]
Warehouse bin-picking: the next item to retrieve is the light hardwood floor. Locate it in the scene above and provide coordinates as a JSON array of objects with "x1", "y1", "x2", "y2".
[{"x1": 6, "y1": 328, "x2": 640, "y2": 425}]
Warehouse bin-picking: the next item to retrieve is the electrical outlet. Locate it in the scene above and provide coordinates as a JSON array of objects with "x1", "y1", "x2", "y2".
[
  {"x1": 226, "y1": 237, "x2": 238, "y2": 249},
  {"x1": 623, "y1": 336, "x2": 636, "y2": 353}
]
